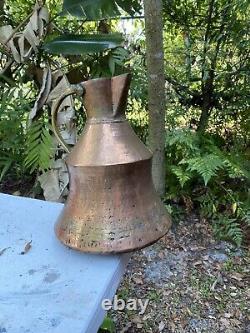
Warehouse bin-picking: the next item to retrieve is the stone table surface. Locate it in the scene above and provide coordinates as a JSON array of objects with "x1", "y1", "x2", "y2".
[{"x1": 0, "y1": 194, "x2": 129, "y2": 333}]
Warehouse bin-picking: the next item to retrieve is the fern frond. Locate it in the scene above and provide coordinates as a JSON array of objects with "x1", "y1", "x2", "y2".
[
  {"x1": 239, "y1": 208, "x2": 250, "y2": 226},
  {"x1": 181, "y1": 154, "x2": 224, "y2": 185},
  {"x1": 24, "y1": 121, "x2": 54, "y2": 173},
  {"x1": 198, "y1": 192, "x2": 217, "y2": 218},
  {"x1": 0, "y1": 154, "x2": 13, "y2": 181},
  {"x1": 166, "y1": 128, "x2": 199, "y2": 151},
  {"x1": 209, "y1": 145, "x2": 250, "y2": 180},
  {"x1": 213, "y1": 216, "x2": 243, "y2": 247},
  {"x1": 170, "y1": 165, "x2": 191, "y2": 187}
]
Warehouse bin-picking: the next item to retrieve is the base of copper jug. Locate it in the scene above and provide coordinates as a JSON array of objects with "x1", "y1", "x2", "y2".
[
  {"x1": 54, "y1": 160, "x2": 172, "y2": 254},
  {"x1": 55, "y1": 218, "x2": 171, "y2": 254},
  {"x1": 55, "y1": 235, "x2": 170, "y2": 254}
]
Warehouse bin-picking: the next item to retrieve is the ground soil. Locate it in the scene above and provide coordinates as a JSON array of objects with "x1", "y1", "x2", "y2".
[
  {"x1": 0, "y1": 176, "x2": 43, "y2": 199},
  {"x1": 110, "y1": 216, "x2": 249, "y2": 333}
]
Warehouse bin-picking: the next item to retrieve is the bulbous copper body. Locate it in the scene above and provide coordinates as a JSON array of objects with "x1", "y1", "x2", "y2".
[{"x1": 54, "y1": 74, "x2": 171, "y2": 253}]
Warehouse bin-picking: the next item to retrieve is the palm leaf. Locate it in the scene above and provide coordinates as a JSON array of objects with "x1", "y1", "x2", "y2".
[
  {"x1": 62, "y1": 0, "x2": 141, "y2": 19},
  {"x1": 43, "y1": 34, "x2": 123, "y2": 55},
  {"x1": 0, "y1": 156, "x2": 13, "y2": 181}
]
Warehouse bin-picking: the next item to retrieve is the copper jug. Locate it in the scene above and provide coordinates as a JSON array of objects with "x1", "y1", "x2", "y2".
[{"x1": 51, "y1": 73, "x2": 171, "y2": 253}]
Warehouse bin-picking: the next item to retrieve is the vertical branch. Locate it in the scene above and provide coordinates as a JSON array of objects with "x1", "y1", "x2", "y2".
[
  {"x1": 197, "y1": 0, "x2": 215, "y2": 133},
  {"x1": 144, "y1": 0, "x2": 166, "y2": 196},
  {"x1": 184, "y1": 0, "x2": 191, "y2": 79},
  {"x1": 201, "y1": 0, "x2": 215, "y2": 83},
  {"x1": 184, "y1": 30, "x2": 192, "y2": 79}
]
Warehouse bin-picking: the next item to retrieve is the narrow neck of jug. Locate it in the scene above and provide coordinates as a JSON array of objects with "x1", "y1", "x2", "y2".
[{"x1": 82, "y1": 73, "x2": 131, "y2": 122}]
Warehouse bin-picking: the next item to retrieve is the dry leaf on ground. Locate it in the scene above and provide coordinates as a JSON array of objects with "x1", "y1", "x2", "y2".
[
  {"x1": 20, "y1": 241, "x2": 32, "y2": 255},
  {"x1": 0, "y1": 247, "x2": 10, "y2": 256}
]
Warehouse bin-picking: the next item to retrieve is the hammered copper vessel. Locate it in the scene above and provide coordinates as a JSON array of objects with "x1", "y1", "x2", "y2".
[{"x1": 52, "y1": 73, "x2": 171, "y2": 253}]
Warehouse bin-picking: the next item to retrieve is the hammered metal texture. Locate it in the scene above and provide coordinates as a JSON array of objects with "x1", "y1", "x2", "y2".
[{"x1": 55, "y1": 74, "x2": 172, "y2": 253}]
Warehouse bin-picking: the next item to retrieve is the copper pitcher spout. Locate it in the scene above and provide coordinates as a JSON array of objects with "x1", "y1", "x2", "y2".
[
  {"x1": 82, "y1": 73, "x2": 131, "y2": 121},
  {"x1": 111, "y1": 73, "x2": 131, "y2": 117}
]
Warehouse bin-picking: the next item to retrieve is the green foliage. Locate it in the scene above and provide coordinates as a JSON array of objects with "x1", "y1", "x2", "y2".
[
  {"x1": 24, "y1": 121, "x2": 54, "y2": 173},
  {"x1": 213, "y1": 216, "x2": 243, "y2": 247},
  {"x1": 170, "y1": 166, "x2": 191, "y2": 188},
  {"x1": 126, "y1": 38, "x2": 149, "y2": 142},
  {"x1": 43, "y1": 33, "x2": 123, "y2": 55},
  {"x1": 0, "y1": 153, "x2": 13, "y2": 181},
  {"x1": 62, "y1": 0, "x2": 120, "y2": 19},
  {"x1": 163, "y1": 0, "x2": 249, "y2": 134},
  {"x1": 167, "y1": 129, "x2": 199, "y2": 151},
  {"x1": 62, "y1": 0, "x2": 142, "y2": 19},
  {"x1": 0, "y1": 85, "x2": 31, "y2": 180},
  {"x1": 44, "y1": 0, "x2": 141, "y2": 58},
  {"x1": 5, "y1": 0, "x2": 41, "y2": 22},
  {"x1": 108, "y1": 47, "x2": 129, "y2": 75},
  {"x1": 165, "y1": 128, "x2": 249, "y2": 246},
  {"x1": 98, "y1": 316, "x2": 115, "y2": 333},
  {"x1": 81, "y1": 46, "x2": 130, "y2": 78},
  {"x1": 181, "y1": 154, "x2": 224, "y2": 186}
]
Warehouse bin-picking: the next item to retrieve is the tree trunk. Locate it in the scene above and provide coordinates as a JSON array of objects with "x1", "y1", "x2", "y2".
[
  {"x1": 197, "y1": 69, "x2": 214, "y2": 133},
  {"x1": 144, "y1": 0, "x2": 166, "y2": 196}
]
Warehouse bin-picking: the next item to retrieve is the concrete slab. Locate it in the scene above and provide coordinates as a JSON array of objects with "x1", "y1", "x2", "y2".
[{"x1": 0, "y1": 194, "x2": 128, "y2": 333}]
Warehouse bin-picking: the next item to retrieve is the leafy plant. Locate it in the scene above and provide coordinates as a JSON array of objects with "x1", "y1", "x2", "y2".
[
  {"x1": 0, "y1": 153, "x2": 13, "y2": 181},
  {"x1": 43, "y1": 33, "x2": 123, "y2": 55},
  {"x1": 0, "y1": 85, "x2": 31, "y2": 180},
  {"x1": 62, "y1": 0, "x2": 142, "y2": 19},
  {"x1": 169, "y1": 165, "x2": 192, "y2": 188},
  {"x1": 108, "y1": 47, "x2": 130, "y2": 75},
  {"x1": 98, "y1": 316, "x2": 115, "y2": 333},
  {"x1": 24, "y1": 121, "x2": 54, "y2": 173},
  {"x1": 213, "y1": 215, "x2": 243, "y2": 247},
  {"x1": 165, "y1": 128, "x2": 249, "y2": 246},
  {"x1": 44, "y1": 0, "x2": 142, "y2": 57},
  {"x1": 162, "y1": 0, "x2": 249, "y2": 246},
  {"x1": 181, "y1": 154, "x2": 225, "y2": 186}
]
